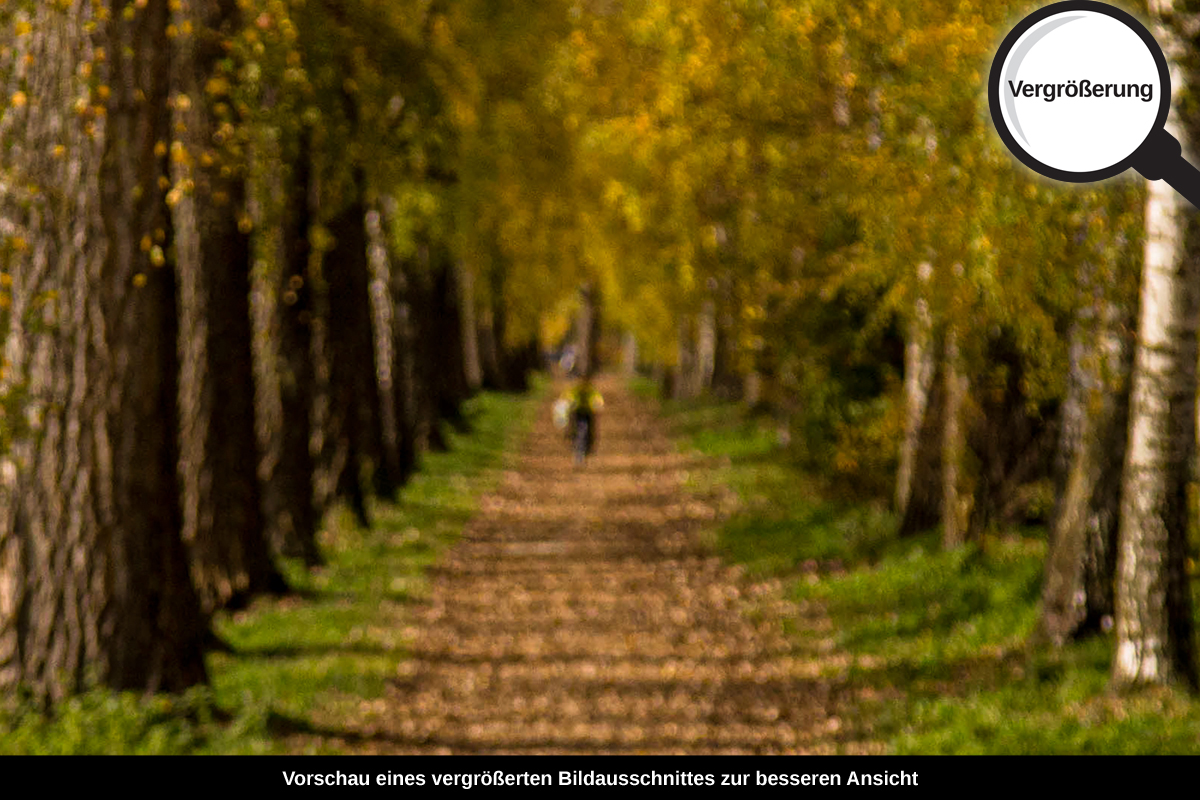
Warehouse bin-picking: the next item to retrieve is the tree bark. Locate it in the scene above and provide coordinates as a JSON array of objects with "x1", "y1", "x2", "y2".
[
  {"x1": 896, "y1": 358, "x2": 944, "y2": 538},
  {"x1": 695, "y1": 299, "x2": 716, "y2": 395},
  {"x1": 1039, "y1": 290, "x2": 1130, "y2": 645},
  {"x1": 171, "y1": 0, "x2": 285, "y2": 611},
  {"x1": 409, "y1": 244, "x2": 447, "y2": 452},
  {"x1": 438, "y1": 251, "x2": 473, "y2": 414},
  {"x1": 0, "y1": 0, "x2": 207, "y2": 698},
  {"x1": 1115, "y1": 176, "x2": 1198, "y2": 687},
  {"x1": 247, "y1": 141, "x2": 285, "y2": 559},
  {"x1": 266, "y1": 129, "x2": 321, "y2": 564},
  {"x1": 324, "y1": 171, "x2": 387, "y2": 523},
  {"x1": 896, "y1": 262, "x2": 935, "y2": 516},
  {"x1": 366, "y1": 203, "x2": 407, "y2": 497},
  {"x1": 674, "y1": 313, "x2": 696, "y2": 400},
  {"x1": 621, "y1": 331, "x2": 638, "y2": 377},
  {"x1": 578, "y1": 282, "x2": 601, "y2": 378},
  {"x1": 390, "y1": 256, "x2": 420, "y2": 483},
  {"x1": 711, "y1": 297, "x2": 742, "y2": 400},
  {"x1": 458, "y1": 261, "x2": 483, "y2": 393},
  {"x1": 480, "y1": 313, "x2": 503, "y2": 390},
  {"x1": 1113, "y1": 3, "x2": 1199, "y2": 689},
  {"x1": 941, "y1": 323, "x2": 969, "y2": 548},
  {"x1": 966, "y1": 335, "x2": 1060, "y2": 539},
  {"x1": 479, "y1": 254, "x2": 527, "y2": 392},
  {"x1": 415, "y1": 244, "x2": 470, "y2": 436},
  {"x1": 498, "y1": 282, "x2": 537, "y2": 393}
]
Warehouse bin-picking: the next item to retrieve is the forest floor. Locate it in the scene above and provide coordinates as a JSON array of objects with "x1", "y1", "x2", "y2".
[{"x1": 288, "y1": 375, "x2": 877, "y2": 754}]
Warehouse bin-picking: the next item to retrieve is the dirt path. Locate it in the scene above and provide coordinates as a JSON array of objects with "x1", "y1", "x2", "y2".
[{"x1": 346, "y1": 377, "x2": 854, "y2": 754}]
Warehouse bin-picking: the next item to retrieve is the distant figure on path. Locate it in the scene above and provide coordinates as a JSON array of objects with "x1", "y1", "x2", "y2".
[{"x1": 561, "y1": 379, "x2": 604, "y2": 466}]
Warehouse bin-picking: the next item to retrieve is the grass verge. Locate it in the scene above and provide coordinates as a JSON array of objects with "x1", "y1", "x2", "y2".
[
  {"x1": 0, "y1": 380, "x2": 544, "y2": 754},
  {"x1": 642, "y1": 380, "x2": 1200, "y2": 754}
]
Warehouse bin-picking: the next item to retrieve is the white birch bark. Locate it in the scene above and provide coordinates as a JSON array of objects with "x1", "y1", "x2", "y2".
[{"x1": 1114, "y1": 1, "x2": 1198, "y2": 686}]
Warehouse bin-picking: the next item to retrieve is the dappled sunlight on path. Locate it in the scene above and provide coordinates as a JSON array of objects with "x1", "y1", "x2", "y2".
[{"x1": 311, "y1": 377, "x2": 875, "y2": 754}]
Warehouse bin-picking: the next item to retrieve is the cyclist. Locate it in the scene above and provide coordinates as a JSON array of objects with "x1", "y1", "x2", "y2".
[{"x1": 561, "y1": 379, "x2": 604, "y2": 465}]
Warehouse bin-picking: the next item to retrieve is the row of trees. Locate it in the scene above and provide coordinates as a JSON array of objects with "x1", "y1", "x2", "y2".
[
  {"x1": 464, "y1": 0, "x2": 1197, "y2": 688},
  {"x1": 0, "y1": 0, "x2": 541, "y2": 701}
]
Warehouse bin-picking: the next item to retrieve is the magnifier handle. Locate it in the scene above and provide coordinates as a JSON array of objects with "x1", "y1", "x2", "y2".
[{"x1": 1132, "y1": 128, "x2": 1200, "y2": 210}]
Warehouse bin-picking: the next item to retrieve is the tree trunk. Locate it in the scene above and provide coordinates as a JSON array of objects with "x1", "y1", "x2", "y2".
[
  {"x1": 366, "y1": 204, "x2": 406, "y2": 497},
  {"x1": 324, "y1": 172, "x2": 386, "y2": 523},
  {"x1": 966, "y1": 335, "x2": 1060, "y2": 539},
  {"x1": 1039, "y1": 293, "x2": 1130, "y2": 645},
  {"x1": 674, "y1": 313, "x2": 696, "y2": 400},
  {"x1": 247, "y1": 140, "x2": 286, "y2": 559},
  {"x1": 267, "y1": 129, "x2": 320, "y2": 564},
  {"x1": 479, "y1": 255, "x2": 527, "y2": 392},
  {"x1": 458, "y1": 261, "x2": 483, "y2": 393},
  {"x1": 480, "y1": 314, "x2": 504, "y2": 390},
  {"x1": 941, "y1": 324, "x2": 969, "y2": 548},
  {"x1": 1113, "y1": 4, "x2": 1198, "y2": 689},
  {"x1": 695, "y1": 299, "x2": 716, "y2": 394},
  {"x1": 0, "y1": 0, "x2": 207, "y2": 698},
  {"x1": 1114, "y1": 144, "x2": 1198, "y2": 686},
  {"x1": 578, "y1": 282, "x2": 601, "y2": 378},
  {"x1": 439, "y1": 251, "x2": 473, "y2": 414},
  {"x1": 409, "y1": 245, "x2": 447, "y2": 452},
  {"x1": 896, "y1": 262, "x2": 935, "y2": 516},
  {"x1": 390, "y1": 256, "x2": 420, "y2": 483},
  {"x1": 1052, "y1": 315, "x2": 1090, "y2": 516},
  {"x1": 172, "y1": 0, "x2": 285, "y2": 611},
  {"x1": 1115, "y1": 179, "x2": 1199, "y2": 686},
  {"x1": 509, "y1": 339, "x2": 539, "y2": 392},
  {"x1": 417, "y1": 245, "x2": 470, "y2": 435},
  {"x1": 621, "y1": 331, "x2": 638, "y2": 377},
  {"x1": 896, "y1": 357, "x2": 944, "y2": 538},
  {"x1": 711, "y1": 299, "x2": 743, "y2": 400}
]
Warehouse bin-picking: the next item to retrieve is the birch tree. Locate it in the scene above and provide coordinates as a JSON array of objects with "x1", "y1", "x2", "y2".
[{"x1": 1113, "y1": 0, "x2": 1198, "y2": 688}]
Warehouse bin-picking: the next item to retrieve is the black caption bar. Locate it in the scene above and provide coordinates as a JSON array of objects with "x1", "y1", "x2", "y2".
[{"x1": 0, "y1": 754, "x2": 1190, "y2": 793}]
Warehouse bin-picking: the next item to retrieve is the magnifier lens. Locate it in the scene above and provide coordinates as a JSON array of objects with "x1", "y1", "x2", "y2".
[{"x1": 995, "y1": 9, "x2": 1164, "y2": 176}]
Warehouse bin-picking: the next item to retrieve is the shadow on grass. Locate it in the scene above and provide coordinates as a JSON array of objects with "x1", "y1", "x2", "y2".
[{"x1": 236, "y1": 643, "x2": 401, "y2": 660}]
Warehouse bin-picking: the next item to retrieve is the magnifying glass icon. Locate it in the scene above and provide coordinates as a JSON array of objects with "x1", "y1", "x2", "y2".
[{"x1": 989, "y1": 0, "x2": 1200, "y2": 207}]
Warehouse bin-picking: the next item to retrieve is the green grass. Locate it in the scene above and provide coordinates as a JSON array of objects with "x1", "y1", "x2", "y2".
[
  {"x1": 649, "y1": 383, "x2": 1200, "y2": 754},
  {"x1": 0, "y1": 380, "x2": 544, "y2": 754},
  {"x1": 646, "y1": 391, "x2": 895, "y2": 576}
]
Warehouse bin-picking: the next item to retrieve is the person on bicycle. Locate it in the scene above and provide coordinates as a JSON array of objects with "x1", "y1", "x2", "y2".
[{"x1": 562, "y1": 379, "x2": 604, "y2": 465}]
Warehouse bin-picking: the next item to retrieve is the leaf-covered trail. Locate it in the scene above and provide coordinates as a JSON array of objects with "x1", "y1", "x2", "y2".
[{"x1": 331, "y1": 377, "x2": 869, "y2": 754}]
